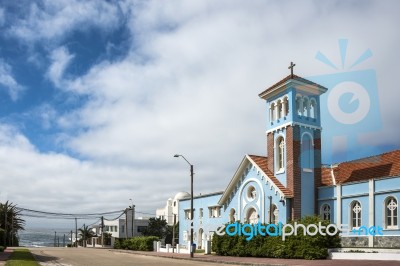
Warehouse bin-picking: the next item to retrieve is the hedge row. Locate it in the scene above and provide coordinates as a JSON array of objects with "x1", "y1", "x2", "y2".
[
  {"x1": 212, "y1": 216, "x2": 341, "y2": 260},
  {"x1": 114, "y1": 236, "x2": 159, "y2": 251}
]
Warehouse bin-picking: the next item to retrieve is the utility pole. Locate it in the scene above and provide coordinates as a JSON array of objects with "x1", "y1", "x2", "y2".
[
  {"x1": 54, "y1": 231, "x2": 56, "y2": 247},
  {"x1": 4, "y1": 208, "x2": 7, "y2": 246},
  {"x1": 101, "y1": 216, "x2": 104, "y2": 248},
  {"x1": 190, "y1": 164, "x2": 194, "y2": 258},
  {"x1": 125, "y1": 209, "x2": 128, "y2": 239},
  {"x1": 173, "y1": 154, "x2": 194, "y2": 258},
  {"x1": 70, "y1": 230, "x2": 73, "y2": 247},
  {"x1": 63, "y1": 234, "x2": 65, "y2": 247},
  {"x1": 131, "y1": 205, "x2": 135, "y2": 238},
  {"x1": 172, "y1": 214, "x2": 176, "y2": 253},
  {"x1": 75, "y1": 218, "x2": 78, "y2": 248},
  {"x1": 129, "y1": 198, "x2": 135, "y2": 238},
  {"x1": 83, "y1": 223, "x2": 86, "y2": 247}
]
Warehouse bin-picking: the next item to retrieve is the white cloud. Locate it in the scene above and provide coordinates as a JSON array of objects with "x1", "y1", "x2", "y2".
[
  {"x1": 0, "y1": 123, "x2": 159, "y2": 214},
  {"x1": 47, "y1": 46, "x2": 75, "y2": 87},
  {"x1": 0, "y1": 60, "x2": 25, "y2": 101},
  {"x1": 8, "y1": 0, "x2": 122, "y2": 43}
]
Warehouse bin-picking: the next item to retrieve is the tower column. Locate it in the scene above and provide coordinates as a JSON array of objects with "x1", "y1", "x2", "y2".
[
  {"x1": 286, "y1": 125, "x2": 302, "y2": 220},
  {"x1": 282, "y1": 99, "x2": 287, "y2": 118}
]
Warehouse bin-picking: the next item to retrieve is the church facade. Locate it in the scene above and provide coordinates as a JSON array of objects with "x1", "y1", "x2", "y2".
[{"x1": 178, "y1": 73, "x2": 400, "y2": 249}]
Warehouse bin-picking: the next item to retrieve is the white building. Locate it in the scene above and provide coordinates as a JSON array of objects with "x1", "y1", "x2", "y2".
[
  {"x1": 92, "y1": 209, "x2": 149, "y2": 246},
  {"x1": 156, "y1": 191, "x2": 190, "y2": 225}
]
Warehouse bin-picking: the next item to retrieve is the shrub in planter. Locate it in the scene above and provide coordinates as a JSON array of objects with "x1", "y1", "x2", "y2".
[
  {"x1": 212, "y1": 216, "x2": 341, "y2": 260},
  {"x1": 114, "y1": 236, "x2": 159, "y2": 251}
]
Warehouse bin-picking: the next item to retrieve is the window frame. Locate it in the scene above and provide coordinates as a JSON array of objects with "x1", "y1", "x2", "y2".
[
  {"x1": 320, "y1": 203, "x2": 331, "y2": 222},
  {"x1": 276, "y1": 136, "x2": 285, "y2": 173},
  {"x1": 350, "y1": 201, "x2": 362, "y2": 230},
  {"x1": 385, "y1": 196, "x2": 398, "y2": 229}
]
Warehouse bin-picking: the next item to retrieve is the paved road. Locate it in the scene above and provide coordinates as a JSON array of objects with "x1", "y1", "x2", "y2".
[{"x1": 29, "y1": 248, "x2": 231, "y2": 266}]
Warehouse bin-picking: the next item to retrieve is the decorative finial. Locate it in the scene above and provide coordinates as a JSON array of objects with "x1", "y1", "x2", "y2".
[{"x1": 288, "y1": 62, "x2": 296, "y2": 78}]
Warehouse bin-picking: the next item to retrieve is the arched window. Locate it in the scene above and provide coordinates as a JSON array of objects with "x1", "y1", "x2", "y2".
[
  {"x1": 276, "y1": 137, "x2": 285, "y2": 171},
  {"x1": 386, "y1": 197, "x2": 398, "y2": 229},
  {"x1": 351, "y1": 201, "x2": 362, "y2": 229},
  {"x1": 247, "y1": 186, "x2": 257, "y2": 201},
  {"x1": 277, "y1": 100, "x2": 283, "y2": 119},
  {"x1": 283, "y1": 97, "x2": 289, "y2": 117},
  {"x1": 270, "y1": 103, "x2": 275, "y2": 122},
  {"x1": 296, "y1": 96, "x2": 303, "y2": 116},
  {"x1": 310, "y1": 98, "x2": 317, "y2": 119},
  {"x1": 301, "y1": 133, "x2": 312, "y2": 169},
  {"x1": 247, "y1": 208, "x2": 258, "y2": 224},
  {"x1": 303, "y1": 97, "x2": 309, "y2": 117},
  {"x1": 271, "y1": 205, "x2": 279, "y2": 224},
  {"x1": 320, "y1": 204, "x2": 331, "y2": 221},
  {"x1": 229, "y1": 208, "x2": 236, "y2": 223}
]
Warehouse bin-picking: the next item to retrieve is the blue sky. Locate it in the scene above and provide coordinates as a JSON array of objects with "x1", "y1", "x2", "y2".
[{"x1": 0, "y1": 0, "x2": 399, "y2": 228}]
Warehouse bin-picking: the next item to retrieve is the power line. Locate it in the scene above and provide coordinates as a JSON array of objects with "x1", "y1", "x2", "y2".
[{"x1": 17, "y1": 207, "x2": 124, "y2": 217}]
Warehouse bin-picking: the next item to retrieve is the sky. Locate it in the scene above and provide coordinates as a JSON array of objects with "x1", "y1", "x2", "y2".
[{"x1": 0, "y1": 0, "x2": 399, "y2": 229}]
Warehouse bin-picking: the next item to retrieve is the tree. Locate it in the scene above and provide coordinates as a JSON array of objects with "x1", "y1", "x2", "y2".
[
  {"x1": 141, "y1": 217, "x2": 167, "y2": 239},
  {"x1": 78, "y1": 224, "x2": 96, "y2": 247},
  {"x1": 165, "y1": 222, "x2": 179, "y2": 245},
  {"x1": 0, "y1": 201, "x2": 25, "y2": 247}
]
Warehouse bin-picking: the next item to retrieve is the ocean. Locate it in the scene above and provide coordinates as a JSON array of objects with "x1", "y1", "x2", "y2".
[{"x1": 19, "y1": 228, "x2": 74, "y2": 247}]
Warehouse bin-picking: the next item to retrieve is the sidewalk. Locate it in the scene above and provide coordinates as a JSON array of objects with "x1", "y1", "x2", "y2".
[
  {"x1": 0, "y1": 249, "x2": 12, "y2": 266},
  {"x1": 113, "y1": 250, "x2": 400, "y2": 266}
]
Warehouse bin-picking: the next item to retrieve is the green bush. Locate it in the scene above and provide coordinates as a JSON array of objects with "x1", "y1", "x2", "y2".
[
  {"x1": 212, "y1": 216, "x2": 341, "y2": 260},
  {"x1": 113, "y1": 236, "x2": 159, "y2": 251},
  {"x1": 0, "y1": 246, "x2": 4, "y2": 252}
]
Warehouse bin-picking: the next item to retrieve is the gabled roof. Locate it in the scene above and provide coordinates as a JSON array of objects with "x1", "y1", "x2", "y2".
[
  {"x1": 258, "y1": 74, "x2": 328, "y2": 99},
  {"x1": 247, "y1": 155, "x2": 293, "y2": 197},
  {"x1": 320, "y1": 149, "x2": 400, "y2": 186},
  {"x1": 218, "y1": 154, "x2": 293, "y2": 205}
]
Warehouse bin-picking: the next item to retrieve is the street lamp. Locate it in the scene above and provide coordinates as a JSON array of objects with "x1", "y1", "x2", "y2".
[
  {"x1": 129, "y1": 198, "x2": 135, "y2": 238},
  {"x1": 174, "y1": 154, "x2": 194, "y2": 258}
]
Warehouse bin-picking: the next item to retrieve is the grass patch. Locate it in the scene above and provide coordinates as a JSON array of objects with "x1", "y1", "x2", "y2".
[
  {"x1": 6, "y1": 249, "x2": 40, "y2": 266},
  {"x1": 195, "y1": 249, "x2": 205, "y2": 253}
]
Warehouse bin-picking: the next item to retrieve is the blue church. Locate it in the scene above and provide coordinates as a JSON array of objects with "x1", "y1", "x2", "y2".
[{"x1": 178, "y1": 72, "x2": 400, "y2": 249}]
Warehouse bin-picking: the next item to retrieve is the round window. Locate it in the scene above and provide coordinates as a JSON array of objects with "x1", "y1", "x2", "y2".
[{"x1": 247, "y1": 186, "x2": 257, "y2": 200}]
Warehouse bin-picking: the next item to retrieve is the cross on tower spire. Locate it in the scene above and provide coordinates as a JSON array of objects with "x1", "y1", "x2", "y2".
[{"x1": 288, "y1": 61, "x2": 296, "y2": 78}]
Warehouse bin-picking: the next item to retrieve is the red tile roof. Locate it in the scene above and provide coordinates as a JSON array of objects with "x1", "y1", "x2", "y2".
[
  {"x1": 320, "y1": 150, "x2": 400, "y2": 186},
  {"x1": 248, "y1": 155, "x2": 293, "y2": 198},
  {"x1": 321, "y1": 167, "x2": 334, "y2": 186},
  {"x1": 258, "y1": 74, "x2": 327, "y2": 98}
]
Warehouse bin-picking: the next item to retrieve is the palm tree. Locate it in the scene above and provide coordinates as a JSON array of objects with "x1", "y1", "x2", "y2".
[
  {"x1": 78, "y1": 224, "x2": 95, "y2": 247},
  {"x1": 0, "y1": 201, "x2": 25, "y2": 247}
]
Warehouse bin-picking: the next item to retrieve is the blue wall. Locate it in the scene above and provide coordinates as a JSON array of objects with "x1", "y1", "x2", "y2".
[
  {"x1": 316, "y1": 177, "x2": 400, "y2": 237},
  {"x1": 179, "y1": 193, "x2": 224, "y2": 247},
  {"x1": 223, "y1": 160, "x2": 287, "y2": 225}
]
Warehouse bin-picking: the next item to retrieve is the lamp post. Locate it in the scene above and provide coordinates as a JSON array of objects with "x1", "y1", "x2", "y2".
[{"x1": 174, "y1": 154, "x2": 194, "y2": 258}]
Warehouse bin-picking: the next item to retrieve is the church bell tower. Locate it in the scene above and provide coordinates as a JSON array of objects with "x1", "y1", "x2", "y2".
[{"x1": 258, "y1": 63, "x2": 327, "y2": 220}]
